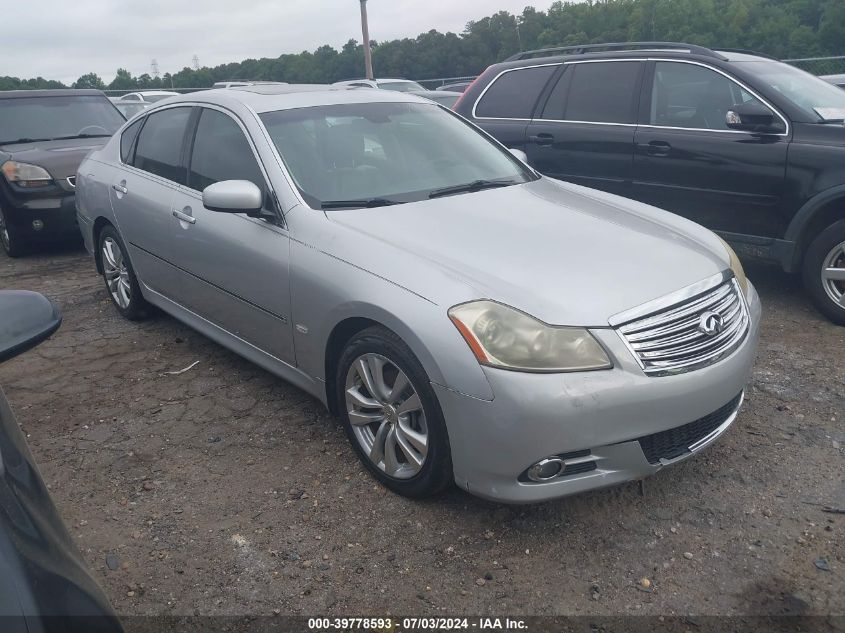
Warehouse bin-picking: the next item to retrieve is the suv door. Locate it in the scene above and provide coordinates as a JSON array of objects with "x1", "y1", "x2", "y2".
[
  {"x1": 168, "y1": 106, "x2": 295, "y2": 363},
  {"x1": 525, "y1": 60, "x2": 645, "y2": 197},
  {"x1": 632, "y1": 60, "x2": 790, "y2": 238},
  {"x1": 109, "y1": 105, "x2": 193, "y2": 298},
  {"x1": 472, "y1": 64, "x2": 559, "y2": 152}
]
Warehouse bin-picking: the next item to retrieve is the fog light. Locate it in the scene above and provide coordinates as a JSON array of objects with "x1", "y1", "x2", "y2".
[
  {"x1": 32, "y1": 220, "x2": 44, "y2": 231},
  {"x1": 526, "y1": 457, "x2": 564, "y2": 482}
]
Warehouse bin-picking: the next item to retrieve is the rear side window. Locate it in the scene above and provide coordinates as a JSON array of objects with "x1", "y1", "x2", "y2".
[
  {"x1": 120, "y1": 118, "x2": 143, "y2": 163},
  {"x1": 133, "y1": 107, "x2": 191, "y2": 184},
  {"x1": 554, "y1": 61, "x2": 643, "y2": 124},
  {"x1": 187, "y1": 108, "x2": 266, "y2": 195},
  {"x1": 475, "y1": 65, "x2": 557, "y2": 119}
]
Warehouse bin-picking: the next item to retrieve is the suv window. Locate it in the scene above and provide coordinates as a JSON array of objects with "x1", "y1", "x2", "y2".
[
  {"x1": 120, "y1": 118, "x2": 143, "y2": 163},
  {"x1": 475, "y1": 65, "x2": 557, "y2": 119},
  {"x1": 187, "y1": 108, "x2": 266, "y2": 196},
  {"x1": 133, "y1": 107, "x2": 191, "y2": 183},
  {"x1": 553, "y1": 61, "x2": 643, "y2": 124},
  {"x1": 650, "y1": 61, "x2": 772, "y2": 130}
]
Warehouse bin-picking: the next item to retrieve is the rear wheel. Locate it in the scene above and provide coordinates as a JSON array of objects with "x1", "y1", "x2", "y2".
[
  {"x1": 0, "y1": 205, "x2": 28, "y2": 258},
  {"x1": 336, "y1": 326, "x2": 453, "y2": 498},
  {"x1": 98, "y1": 225, "x2": 150, "y2": 320},
  {"x1": 803, "y1": 219, "x2": 845, "y2": 326}
]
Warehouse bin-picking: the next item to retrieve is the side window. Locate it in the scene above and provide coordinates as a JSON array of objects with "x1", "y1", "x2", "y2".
[
  {"x1": 133, "y1": 107, "x2": 192, "y2": 183},
  {"x1": 120, "y1": 119, "x2": 144, "y2": 165},
  {"x1": 120, "y1": 118, "x2": 143, "y2": 164},
  {"x1": 650, "y1": 61, "x2": 772, "y2": 130},
  {"x1": 187, "y1": 108, "x2": 267, "y2": 199},
  {"x1": 475, "y1": 65, "x2": 557, "y2": 119},
  {"x1": 558, "y1": 61, "x2": 643, "y2": 124}
]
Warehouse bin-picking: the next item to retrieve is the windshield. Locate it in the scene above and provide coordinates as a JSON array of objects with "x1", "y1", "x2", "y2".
[
  {"x1": 737, "y1": 61, "x2": 845, "y2": 121},
  {"x1": 259, "y1": 102, "x2": 534, "y2": 209},
  {"x1": 0, "y1": 95, "x2": 125, "y2": 144},
  {"x1": 379, "y1": 81, "x2": 425, "y2": 92}
]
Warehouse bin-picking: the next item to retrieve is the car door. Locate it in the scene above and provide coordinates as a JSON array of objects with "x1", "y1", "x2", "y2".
[
  {"x1": 525, "y1": 60, "x2": 645, "y2": 197},
  {"x1": 166, "y1": 106, "x2": 295, "y2": 363},
  {"x1": 632, "y1": 60, "x2": 790, "y2": 238},
  {"x1": 108, "y1": 105, "x2": 193, "y2": 298},
  {"x1": 472, "y1": 64, "x2": 559, "y2": 153}
]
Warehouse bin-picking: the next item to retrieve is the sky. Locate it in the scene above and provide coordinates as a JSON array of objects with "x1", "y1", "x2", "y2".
[{"x1": 5, "y1": 0, "x2": 555, "y2": 84}]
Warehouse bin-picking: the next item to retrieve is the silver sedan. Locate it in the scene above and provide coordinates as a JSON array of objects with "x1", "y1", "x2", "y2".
[{"x1": 75, "y1": 85, "x2": 761, "y2": 503}]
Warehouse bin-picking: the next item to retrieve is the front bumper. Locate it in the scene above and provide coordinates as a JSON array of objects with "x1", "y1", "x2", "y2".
[
  {"x1": 2, "y1": 189, "x2": 81, "y2": 243},
  {"x1": 436, "y1": 282, "x2": 762, "y2": 504}
]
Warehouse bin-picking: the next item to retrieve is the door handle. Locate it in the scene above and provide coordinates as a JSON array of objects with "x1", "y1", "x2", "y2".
[
  {"x1": 112, "y1": 183, "x2": 128, "y2": 194},
  {"x1": 172, "y1": 209, "x2": 196, "y2": 225},
  {"x1": 529, "y1": 133, "x2": 555, "y2": 146},
  {"x1": 640, "y1": 141, "x2": 672, "y2": 157}
]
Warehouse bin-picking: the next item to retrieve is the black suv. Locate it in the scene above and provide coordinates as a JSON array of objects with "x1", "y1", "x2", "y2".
[
  {"x1": 0, "y1": 89, "x2": 125, "y2": 257},
  {"x1": 455, "y1": 42, "x2": 845, "y2": 325}
]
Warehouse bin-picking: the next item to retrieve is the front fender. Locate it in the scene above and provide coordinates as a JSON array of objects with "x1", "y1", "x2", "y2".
[{"x1": 289, "y1": 239, "x2": 494, "y2": 402}]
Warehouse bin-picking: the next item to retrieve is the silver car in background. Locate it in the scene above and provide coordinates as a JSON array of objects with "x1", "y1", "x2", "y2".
[{"x1": 76, "y1": 85, "x2": 761, "y2": 503}]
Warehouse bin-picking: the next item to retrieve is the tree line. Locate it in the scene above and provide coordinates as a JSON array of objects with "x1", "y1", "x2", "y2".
[{"x1": 2, "y1": 0, "x2": 843, "y2": 92}]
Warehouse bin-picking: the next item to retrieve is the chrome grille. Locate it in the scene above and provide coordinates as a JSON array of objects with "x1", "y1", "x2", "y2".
[
  {"x1": 613, "y1": 274, "x2": 749, "y2": 376},
  {"x1": 66, "y1": 176, "x2": 76, "y2": 188}
]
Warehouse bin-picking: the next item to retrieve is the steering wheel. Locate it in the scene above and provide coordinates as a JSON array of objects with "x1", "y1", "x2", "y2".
[{"x1": 77, "y1": 125, "x2": 109, "y2": 136}]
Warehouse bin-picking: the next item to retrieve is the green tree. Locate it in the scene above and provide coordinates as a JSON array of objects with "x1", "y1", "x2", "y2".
[{"x1": 73, "y1": 73, "x2": 105, "y2": 89}]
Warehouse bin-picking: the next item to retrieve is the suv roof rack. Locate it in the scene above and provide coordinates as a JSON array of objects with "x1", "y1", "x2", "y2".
[{"x1": 504, "y1": 42, "x2": 727, "y2": 62}]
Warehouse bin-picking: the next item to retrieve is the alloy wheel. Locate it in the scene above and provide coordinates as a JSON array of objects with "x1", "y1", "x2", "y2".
[
  {"x1": 345, "y1": 353, "x2": 428, "y2": 479},
  {"x1": 102, "y1": 237, "x2": 131, "y2": 309},
  {"x1": 821, "y1": 240, "x2": 845, "y2": 307}
]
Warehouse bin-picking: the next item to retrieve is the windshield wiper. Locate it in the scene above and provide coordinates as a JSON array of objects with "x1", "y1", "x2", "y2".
[
  {"x1": 51, "y1": 133, "x2": 113, "y2": 140},
  {"x1": 428, "y1": 179, "x2": 518, "y2": 199},
  {"x1": 320, "y1": 198, "x2": 402, "y2": 209},
  {"x1": 0, "y1": 137, "x2": 51, "y2": 145}
]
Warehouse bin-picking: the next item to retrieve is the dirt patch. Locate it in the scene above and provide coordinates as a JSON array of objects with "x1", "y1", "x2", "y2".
[{"x1": 1, "y1": 246, "x2": 843, "y2": 616}]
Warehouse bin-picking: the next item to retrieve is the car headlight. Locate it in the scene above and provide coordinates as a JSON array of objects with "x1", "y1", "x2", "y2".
[
  {"x1": 1, "y1": 160, "x2": 53, "y2": 188},
  {"x1": 717, "y1": 236, "x2": 748, "y2": 295},
  {"x1": 448, "y1": 300, "x2": 612, "y2": 372}
]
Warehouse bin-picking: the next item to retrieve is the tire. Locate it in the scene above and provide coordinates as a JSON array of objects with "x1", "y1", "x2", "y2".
[
  {"x1": 336, "y1": 326, "x2": 453, "y2": 498},
  {"x1": 802, "y1": 219, "x2": 845, "y2": 326},
  {"x1": 98, "y1": 225, "x2": 150, "y2": 321},
  {"x1": 0, "y1": 205, "x2": 28, "y2": 258}
]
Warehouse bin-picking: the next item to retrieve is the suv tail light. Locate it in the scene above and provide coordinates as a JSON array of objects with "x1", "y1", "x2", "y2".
[{"x1": 452, "y1": 74, "x2": 485, "y2": 112}]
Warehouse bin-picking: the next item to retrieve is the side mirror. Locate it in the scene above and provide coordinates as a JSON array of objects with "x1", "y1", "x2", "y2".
[
  {"x1": 0, "y1": 291, "x2": 62, "y2": 363},
  {"x1": 509, "y1": 148, "x2": 529, "y2": 163},
  {"x1": 202, "y1": 180, "x2": 263, "y2": 214},
  {"x1": 725, "y1": 102, "x2": 782, "y2": 133}
]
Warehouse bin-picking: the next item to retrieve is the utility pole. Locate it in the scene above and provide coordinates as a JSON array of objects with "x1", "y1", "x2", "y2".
[
  {"x1": 359, "y1": 0, "x2": 374, "y2": 80},
  {"x1": 192, "y1": 54, "x2": 200, "y2": 71}
]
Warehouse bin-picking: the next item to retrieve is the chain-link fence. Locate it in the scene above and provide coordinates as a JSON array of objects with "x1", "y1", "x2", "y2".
[{"x1": 783, "y1": 55, "x2": 845, "y2": 77}]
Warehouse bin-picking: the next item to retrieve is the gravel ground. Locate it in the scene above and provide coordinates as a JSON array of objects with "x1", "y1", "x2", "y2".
[{"x1": 0, "y1": 244, "x2": 843, "y2": 618}]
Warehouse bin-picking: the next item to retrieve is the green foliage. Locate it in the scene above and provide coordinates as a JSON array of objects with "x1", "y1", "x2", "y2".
[{"x1": 4, "y1": 0, "x2": 844, "y2": 91}]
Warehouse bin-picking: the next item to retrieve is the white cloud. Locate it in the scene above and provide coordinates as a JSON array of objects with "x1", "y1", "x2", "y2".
[{"x1": 5, "y1": 0, "x2": 555, "y2": 84}]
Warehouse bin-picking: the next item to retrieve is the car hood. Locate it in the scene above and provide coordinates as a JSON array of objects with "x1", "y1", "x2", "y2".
[
  {"x1": 0, "y1": 137, "x2": 110, "y2": 180},
  {"x1": 326, "y1": 178, "x2": 731, "y2": 326}
]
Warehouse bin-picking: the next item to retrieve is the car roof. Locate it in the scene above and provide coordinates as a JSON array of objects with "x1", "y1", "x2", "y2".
[
  {"x1": 0, "y1": 89, "x2": 106, "y2": 99},
  {"x1": 160, "y1": 84, "x2": 434, "y2": 113}
]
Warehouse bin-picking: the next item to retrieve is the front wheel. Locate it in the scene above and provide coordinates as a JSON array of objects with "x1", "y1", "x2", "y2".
[
  {"x1": 98, "y1": 225, "x2": 150, "y2": 321},
  {"x1": 0, "y1": 205, "x2": 28, "y2": 258},
  {"x1": 803, "y1": 219, "x2": 845, "y2": 326},
  {"x1": 336, "y1": 326, "x2": 453, "y2": 498}
]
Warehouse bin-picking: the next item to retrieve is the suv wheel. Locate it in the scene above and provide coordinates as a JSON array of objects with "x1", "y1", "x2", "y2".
[
  {"x1": 336, "y1": 326, "x2": 453, "y2": 498},
  {"x1": 803, "y1": 219, "x2": 845, "y2": 326},
  {"x1": 98, "y1": 225, "x2": 150, "y2": 320},
  {"x1": 0, "y1": 205, "x2": 28, "y2": 258}
]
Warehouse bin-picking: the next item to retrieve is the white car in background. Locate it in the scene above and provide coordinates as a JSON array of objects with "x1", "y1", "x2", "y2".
[
  {"x1": 333, "y1": 78, "x2": 425, "y2": 92},
  {"x1": 118, "y1": 90, "x2": 180, "y2": 103}
]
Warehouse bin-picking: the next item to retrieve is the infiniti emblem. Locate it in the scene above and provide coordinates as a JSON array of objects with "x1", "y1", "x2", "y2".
[{"x1": 698, "y1": 311, "x2": 724, "y2": 336}]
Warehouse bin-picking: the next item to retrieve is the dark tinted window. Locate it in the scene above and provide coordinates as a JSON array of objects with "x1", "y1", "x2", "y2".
[
  {"x1": 475, "y1": 65, "x2": 557, "y2": 119},
  {"x1": 120, "y1": 118, "x2": 143, "y2": 163},
  {"x1": 561, "y1": 61, "x2": 643, "y2": 124},
  {"x1": 188, "y1": 108, "x2": 265, "y2": 195},
  {"x1": 133, "y1": 107, "x2": 191, "y2": 183},
  {"x1": 651, "y1": 61, "x2": 771, "y2": 130}
]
